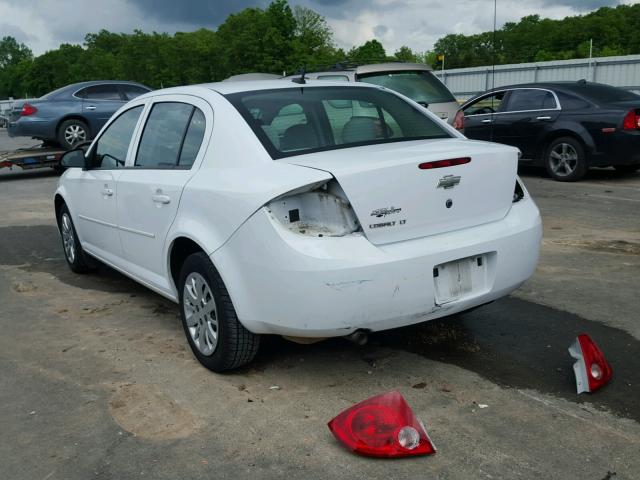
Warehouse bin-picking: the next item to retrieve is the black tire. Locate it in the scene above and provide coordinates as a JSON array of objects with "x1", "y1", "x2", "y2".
[
  {"x1": 613, "y1": 164, "x2": 640, "y2": 173},
  {"x1": 544, "y1": 136, "x2": 588, "y2": 182},
  {"x1": 58, "y1": 205, "x2": 97, "y2": 273},
  {"x1": 178, "y1": 252, "x2": 260, "y2": 372},
  {"x1": 57, "y1": 119, "x2": 90, "y2": 150}
]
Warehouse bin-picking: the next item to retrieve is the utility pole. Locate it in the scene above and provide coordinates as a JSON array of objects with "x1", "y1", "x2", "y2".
[{"x1": 588, "y1": 38, "x2": 594, "y2": 81}]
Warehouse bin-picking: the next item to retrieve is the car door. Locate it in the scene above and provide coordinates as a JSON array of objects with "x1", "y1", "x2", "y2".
[
  {"x1": 462, "y1": 91, "x2": 507, "y2": 141},
  {"x1": 116, "y1": 96, "x2": 211, "y2": 291},
  {"x1": 66, "y1": 105, "x2": 144, "y2": 263},
  {"x1": 491, "y1": 88, "x2": 560, "y2": 158},
  {"x1": 77, "y1": 84, "x2": 127, "y2": 135}
]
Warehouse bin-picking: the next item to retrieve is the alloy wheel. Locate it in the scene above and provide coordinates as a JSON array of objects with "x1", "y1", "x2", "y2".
[
  {"x1": 61, "y1": 213, "x2": 76, "y2": 263},
  {"x1": 183, "y1": 272, "x2": 219, "y2": 356},
  {"x1": 549, "y1": 142, "x2": 578, "y2": 177},
  {"x1": 64, "y1": 124, "x2": 87, "y2": 146}
]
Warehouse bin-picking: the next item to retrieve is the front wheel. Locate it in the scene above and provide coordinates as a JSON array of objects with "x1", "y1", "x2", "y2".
[
  {"x1": 178, "y1": 252, "x2": 260, "y2": 372},
  {"x1": 544, "y1": 137, "x2": 588, "y2": 182},
  {"x1": 58, "y1": 205, "x2": 97, "y2": 273}
]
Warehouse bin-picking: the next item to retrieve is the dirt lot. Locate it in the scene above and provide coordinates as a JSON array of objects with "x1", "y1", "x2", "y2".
[{"x1": 1, "y1": 142, "x2": 639, "y2": 479}]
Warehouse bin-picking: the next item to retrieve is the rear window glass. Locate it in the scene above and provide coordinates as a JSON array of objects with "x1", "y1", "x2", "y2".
[
  {"x1": 357, "y1": 70, "x2": 455, "y2": 104},
  {"x1": 571, "y1": 84, "x2": 639, "y2": 103},
  {"x1": 226, "y1": 87, "x2": 451, "y2": 159}
]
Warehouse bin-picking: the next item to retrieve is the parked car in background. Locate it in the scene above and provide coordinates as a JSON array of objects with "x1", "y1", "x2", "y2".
[
  {"x1": 0, "y1": 113, "x2": 7, "y2": 129},
  {"x1": 8, "y1": 80, "x2": 151, "y2": 149},
  {"x1": 55, "y1": 79, "x2": 541, "y2": 372},
  {"x1": 285, "y1": 63, "x2": 465, "y2": 129},
  {"x1": 462, "y1": 81, "x2": 640, "y2": 181}
]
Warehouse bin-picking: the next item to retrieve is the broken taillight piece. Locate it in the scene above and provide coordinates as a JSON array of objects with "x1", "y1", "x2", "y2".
[
  {"x1": 327, "y1": 391, "x2": 436, "y2": 458},
  {"x1": 568, "y1": 334, "x2": 612, "y2": 394}
]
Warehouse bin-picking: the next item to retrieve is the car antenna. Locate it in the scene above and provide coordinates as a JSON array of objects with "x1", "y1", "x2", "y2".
[{"x1": 291, "y1": 66, "x2": 306, "y2": 85}]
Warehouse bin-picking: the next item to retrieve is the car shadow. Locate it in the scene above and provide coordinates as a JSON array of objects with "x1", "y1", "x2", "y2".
[{"x1": 518, "y1": 164, "x2": 639, "y2": 183}]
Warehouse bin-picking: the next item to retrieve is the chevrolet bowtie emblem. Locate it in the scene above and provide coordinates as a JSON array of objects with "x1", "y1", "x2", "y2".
[{"x1": 437, "y1": 175, "x2": 461, "y2": 189}]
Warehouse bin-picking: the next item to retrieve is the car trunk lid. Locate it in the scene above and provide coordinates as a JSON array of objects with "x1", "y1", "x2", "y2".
[{"x1": 280, "y1": 138, "x2": 518, "y2": 245}]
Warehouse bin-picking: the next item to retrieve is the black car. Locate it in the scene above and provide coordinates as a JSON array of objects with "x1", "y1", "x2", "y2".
[{"x1": 462, "y1": 81, "x2": 640, "y2": 181}]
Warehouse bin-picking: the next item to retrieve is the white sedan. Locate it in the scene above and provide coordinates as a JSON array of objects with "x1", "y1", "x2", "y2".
[{"x1": 55, "y1": 80, "x2": 542, "y2": 372}]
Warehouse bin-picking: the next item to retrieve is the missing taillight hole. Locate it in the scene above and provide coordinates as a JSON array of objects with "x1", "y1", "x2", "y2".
[
  {"x1": 267, "y1": 180, "x2": 362, "y2": 237},
  {"x1": 288, "y1": 209, "x2": 300, "y2": 223}
]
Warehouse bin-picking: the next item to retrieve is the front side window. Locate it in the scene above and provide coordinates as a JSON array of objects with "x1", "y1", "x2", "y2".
[
  {"x1": 92, "y1": 106, "x2": 143, "y2": 168},
  {"x1": 463, "y1": 92, "x2": 506, "y2": 116},
  {"x1": 505, "y1": 89, "x2": 557, "y2": 112},
  {"x1": 357, "y1": 70, "x2": 455, "y2": 105},
  {"x1": 227, "y1": 87, "x2": 451, "y2": 159},
  {"x1": 136, "y1": 102, "x2": 205, "y2": 168}
]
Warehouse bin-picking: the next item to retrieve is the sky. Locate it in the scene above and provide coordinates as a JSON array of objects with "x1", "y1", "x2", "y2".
[{"x1": 0, "y1": 0, "x2": 638, "y2": 56}]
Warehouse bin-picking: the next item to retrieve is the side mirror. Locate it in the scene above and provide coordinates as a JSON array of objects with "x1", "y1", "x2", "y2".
[{"x1": 60, "y1": 148, "x2": 87, "y2": 169}]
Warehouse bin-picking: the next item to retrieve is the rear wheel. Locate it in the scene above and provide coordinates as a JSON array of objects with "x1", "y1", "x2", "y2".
[
  {"x1": 613, "y1": 164, "x2": 640, "y2": 173},
  {"x1": 544, "y1": 137, "x2": 587, "y2": 182},
  {"x1": 57, "y1": 119, "x2": 89, "y2": 150},
  {"x1": 58, "y1": 205, "x2": 97, "y2": 273},
  {"x1": 178, "y1": 252, "x2": 260, "y2": 372}
]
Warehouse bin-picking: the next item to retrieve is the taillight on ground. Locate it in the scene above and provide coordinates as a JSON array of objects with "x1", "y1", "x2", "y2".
[
  {"x1": 452, "y1": 110, "x2": 465, "y2": 130},
  {"x1": 327, "y1": 391, "x2": 436, "y2": 458},
  {"x1": 622, "y1": 110, "x2": 640, "y2": 130},
  {"x1": 21, "y1": 104, "x2": 38, "y2": 116},
  {"x1": 568, "y1": 334, "x2": 612, "y2": 394}
]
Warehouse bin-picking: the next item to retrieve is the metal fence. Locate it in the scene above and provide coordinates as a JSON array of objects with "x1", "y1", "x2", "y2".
[{"x1": 434, "y1": 54, "x2": 640, "y2": 100}]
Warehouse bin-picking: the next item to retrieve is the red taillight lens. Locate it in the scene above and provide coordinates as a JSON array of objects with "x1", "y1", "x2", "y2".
[
  {"x1": 568, "y1": 334, "x2": 612, "y2": 394},
  {"x1": 452, "y1": 109, "x2": 465, "y2": 130},
  {"x1": 20, "y1": 104, "x2": 38, "y2": 116},
  {"x1": 622, "y1": 110, "x2": 640, "y2": 130},
  {"x1": 327, "y1": 391, "x2": 436, "y2": 458},
  {"x1": 419, "y1": 157, "x2": 471, "y2": 169}
]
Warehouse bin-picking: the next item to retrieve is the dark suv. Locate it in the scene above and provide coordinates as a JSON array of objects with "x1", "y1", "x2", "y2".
[
  {"x1": 8, "y1": 80, "x2": 151, "y2": 149},
  {"x1": 462, "y1": 81, "x2": 640, "y2": 181}
]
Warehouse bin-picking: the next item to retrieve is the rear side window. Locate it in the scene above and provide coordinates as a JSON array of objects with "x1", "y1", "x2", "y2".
[
  {"x1": 556, "y1": 92, "x2": 591, "y2": 110},
  {"x1": 78, "y1": 84, "x2": 122, "y2": 101},
  {"x1": 120, "y1": 84, "x2": 150, "y2": 100},
  {"x1": 93, "y1": 106, "x2": 143, "y2": 168},
  {"x1": 136, "y1": 102, "x2": 205, "y2": 168},
  {"x1": 505, "y1": 89, "x2": 557, "y2": 111},
  {"x1": 357, "y1": 70, "x2": 455, "y2": 104},
  {"x1": 226, "y1": 86, "x2": 451, "y2": 159},
  {"x1": 178, "y1": 109, "x2": 206, "y2": 167}
]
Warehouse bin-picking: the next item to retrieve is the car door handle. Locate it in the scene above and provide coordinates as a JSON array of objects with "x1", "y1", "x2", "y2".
[
  {"x1": 482, "y1": 119, "x2": 493, "y2": 124},
  {"x1": 152, "y1": 194, "x2": 171, "y2": 204},
  {"x1": 536, "y1": 116, "x2": 552, "y2": 121},
  {"x1": 101, "y1": 188, "x2": 113, "y2": 197},
  {"x1": 85, "y1": 105, "x2": 96, "y2": 110}
]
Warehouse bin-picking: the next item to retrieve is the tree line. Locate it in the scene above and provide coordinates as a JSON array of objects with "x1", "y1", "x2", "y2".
[{"x1": 1, "y1": 0, "x2": 640, "y2": 99}]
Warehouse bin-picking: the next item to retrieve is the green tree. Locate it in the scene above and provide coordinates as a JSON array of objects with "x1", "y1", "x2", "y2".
[
  {"x1": 348, "y1": 39, "x2": 387, "y2": 63},
  {"x1": 0, "y1": 36, "x2": 33, "y2": 69}
]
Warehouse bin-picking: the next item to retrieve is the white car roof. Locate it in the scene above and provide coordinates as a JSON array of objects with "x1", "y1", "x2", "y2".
[{"x1": 202, "y1": 79, "x2": 380, "y2": 95}]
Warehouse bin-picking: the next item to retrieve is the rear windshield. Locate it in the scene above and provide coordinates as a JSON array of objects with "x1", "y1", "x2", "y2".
[
  {"x1": 357, "y1": 70, "x2": 456, "y2": 105},
  {"x1": 572, "y1": 84, "x2": 640, "y2": 103},
  {"x1": 226, "y1": 86, "x2": 451, "y2": 159}
]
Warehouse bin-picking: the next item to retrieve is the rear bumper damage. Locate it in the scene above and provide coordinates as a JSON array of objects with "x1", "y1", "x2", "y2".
[{"x1": 211, "y1": 196, "x2": 542, "y2": 337}]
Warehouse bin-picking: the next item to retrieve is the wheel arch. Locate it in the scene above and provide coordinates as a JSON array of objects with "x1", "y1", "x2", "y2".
[
  {"x1": 538, "y1": 126, "x2": 594, "y2": 163},
  {"x1": 168, "y1": 236, "x2": 211, "y2": 293}
]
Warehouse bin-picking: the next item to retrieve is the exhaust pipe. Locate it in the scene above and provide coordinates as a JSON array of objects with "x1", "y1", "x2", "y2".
[{"x1": 346, "y1": 329, "x2": 369, "y2": 346}]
